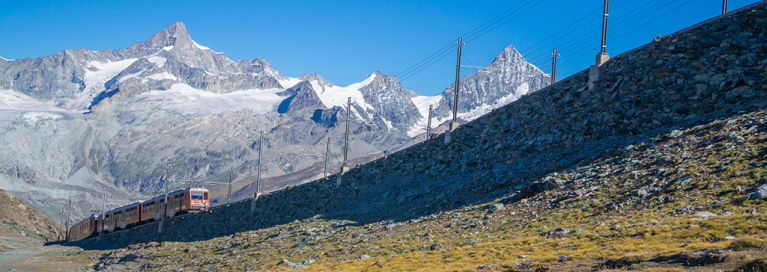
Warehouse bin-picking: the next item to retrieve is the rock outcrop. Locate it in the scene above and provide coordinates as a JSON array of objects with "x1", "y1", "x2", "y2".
[{"x1": 0, "y1": 189, "x2": 59, "y2": 240}]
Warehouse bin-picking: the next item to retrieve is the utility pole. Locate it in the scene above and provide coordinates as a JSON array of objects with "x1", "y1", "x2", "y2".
[
  {"x1": 324, "y1": 137, "x2": 330, "y2": 178},
  {"x1": 426, "y1": 105, "x2": 433, "y2": 140},
  {"x1": 101, "y1": 185, "x2": 106, "y2": 234},
  {"x1": 58, "y1": 207, "x2": 63, "y2": 242},
  {"x1": 165, "y1": 164, "x2": 170, "y2": 217},
  {"x1": 228, "y1": 167, "x2": 233, "y2": 204},
  {"x1": 451, "y1": 38, "x2": 463, "y2": 128},
  {"x1": 257, "y1": 131, "x2": 264, "y2": 195},
  {"x1": 589, "y1": 0, "x2": 610, "y2": 90},
  {"x1": 722, "y1": 0, "x2": 728, "y2": 14},
  {"x1": 65, "y1": 197, "x2": 71, "y2": 241},
  {"x1": 600, "y1": 0, "x2": 609, "y2": 56},
  {"x1": 338, "y1": 97, "x2": 351, "y2": 186},
  {"x1": 446, "y1": 37, "x2": 463, "y2": 144},
  {"x1": 252, "y1": 131, "x2": 264, "y2": 212},
  {"x1": 159, "y1": 164, "x2": 170, "y2": 234},
  {"x1": 343, "y1": 98, "x2": 351, "y2": 168},
  {"x1": 552, "y1": 48, "x2": 559, "y2": 83}
]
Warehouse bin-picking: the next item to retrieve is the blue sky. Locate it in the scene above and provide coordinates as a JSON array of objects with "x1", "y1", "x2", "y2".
[{"x1": 0, "y1": 0, "x2": 759, "y2": 96}]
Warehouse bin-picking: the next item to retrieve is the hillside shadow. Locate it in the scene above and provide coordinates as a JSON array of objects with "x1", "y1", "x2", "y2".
[
  {"x1": 70, "y1": 111, "x2": 729, "y2": 250},
  {"x1": 70, "y1": 1, "x2": 767, "y2": 246}
]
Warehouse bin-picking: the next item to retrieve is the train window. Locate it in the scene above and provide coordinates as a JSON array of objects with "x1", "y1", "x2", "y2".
[
  {"x1": 191, "y1": 192, "x2": 203, "y2": 200},
  {"x1": 204, "y1": 192, "x2": 208, "y2": 200}
]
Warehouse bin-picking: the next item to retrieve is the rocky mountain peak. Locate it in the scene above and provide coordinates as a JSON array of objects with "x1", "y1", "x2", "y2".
[
  {"x1": 298, "y1": 73, "x2": 335, "y2": 88},
  {"x1": 146, "y1": 22, "x2": 193, "y2": 50},
  {"x1": 493, "y1": 44, "x2": 525, "y2": 63}
]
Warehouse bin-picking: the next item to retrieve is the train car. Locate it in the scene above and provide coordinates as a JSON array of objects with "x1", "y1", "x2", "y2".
[
  {"x1": 103, "y1": 209, "x2": 118, "y2": 232},
  {"x1": 140, "y1": 196, "x2": 165, "y2": 223},
  {"x1": 188, "y1": 188, "x2": 210, "y2": 211},
  {"x1": 171, "y1": 187, "x2": 210, "y2": 214},
  {"x1": 138, "y1": 187, "x2": 210, "y2": 224},
  {"x1": 67, "y1": 187, "x2": 211, "y2": 242},
  {"x1": 67, "y1": 215, "x2": 97, "y2": 242},
  {"x1": 121, "y1": 202, "x2": 142, "y2": 229},
  {"x1": 98, "y1": 203, "x2": 137, "y2": 233}
]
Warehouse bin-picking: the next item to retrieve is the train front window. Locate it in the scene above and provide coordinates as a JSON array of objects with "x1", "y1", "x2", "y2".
[
  {"x1": 191, "y1": 192, "x2": 203, "y2": 200},
  {"x1": 204, "y1": 192, "x2": 208, "y2": 200}
]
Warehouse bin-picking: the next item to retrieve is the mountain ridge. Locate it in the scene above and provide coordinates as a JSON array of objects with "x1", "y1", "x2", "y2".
[{"x1": 0, "y1": 21, "x2": 549, "y2": 222}]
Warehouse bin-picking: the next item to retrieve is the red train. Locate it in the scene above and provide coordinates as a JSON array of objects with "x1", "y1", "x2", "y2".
[{"x1": 67, "y1": 187, "x2": 210, "y2": 242}]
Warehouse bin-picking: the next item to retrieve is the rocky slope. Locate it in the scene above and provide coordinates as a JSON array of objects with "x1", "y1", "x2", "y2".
[
  {"x1": 0, "y1": 21, "x2": 549, "y2": 222},
  {"x1": 0, "y1": 189, "x2": 58, "y2": 241},
  {"x1": 55, "y1": 1, "x2": 767, "y2": 271}
]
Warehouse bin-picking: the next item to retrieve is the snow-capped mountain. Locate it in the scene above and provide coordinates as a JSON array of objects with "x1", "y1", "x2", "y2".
[
  {"x1": 407, "y1": 45, "x2": 551, "y2": 136},
  {"x1": 0, "y1": 22, "x2": 549, "y2": 220}
]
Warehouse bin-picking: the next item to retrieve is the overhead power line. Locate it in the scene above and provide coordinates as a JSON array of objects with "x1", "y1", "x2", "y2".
[
  {"x1": 519, "y1": 6, "x2": 603, "y2": 55},
  {"x1": 396, "y1": 1, "x2": 531, "y2": 79},
  {"x1": 399, "y1": 48, "x2": 457, "y2": 82},
  {"x1": 464, "y1": 0, "x2": 544, "y2": 43},
  {"x1": 523, "y1": 0, "x2": 651, "y2": 65},
  {"x1": 527, "y1": 0, "x2": 674, "y2": 66},
  {"x1": 397, "y1": 0, "x2": 544, "y2": 81},
  {"x1": 557, "y1": 0, "x2": 694, "y2": 68}
]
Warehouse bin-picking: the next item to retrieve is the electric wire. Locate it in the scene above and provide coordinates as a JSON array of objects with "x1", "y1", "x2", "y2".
[
  {"x1": 527, "y1": 0, "x2": 674, "y2": 66},
  {"x1": 558, "y1": 0, "x2": 693, "y2": 68},
  {"x1": 555, "y1": 0, "x2": 685, "y2": 65},
  {"x1": 465, "y1": 0, "x2": 544, "y2": 44},
  {"x1": 399, "y1": 48, "x2": 457, "y2": 82},
  {"x1": 524, "y1": 0, "x2": 652, "y2": 65},
  {"x1": 396, "y1": 0, "x2": 530, "y2": 79},
  {"x1": 398, "y1": 0, "x2": 544, "y2": 81},
  {"x1": 518, "y1": 6, "x2": 603, "y2": 55}
]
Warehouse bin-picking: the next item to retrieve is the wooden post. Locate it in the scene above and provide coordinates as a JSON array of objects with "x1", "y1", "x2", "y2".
[
  {"x1": 426, "y1": 105, "x2": 433, "y2": 140},
  {"x1": 257, "y1": 131, "x2": 264, "y2": 194},
  {"x1": 65, "y1": 197, "x2": 71, "y2": 241},
  {"x1": 58, "y1": 207, "x2": 63, "y2": 242},
  {"x1": 159, "y1": 164, "x2": 170, "y2": 234},
  {"x1": 552, "y1": 48, "x2": 558, "y2": 83},
  {"x1": 228, "y1": 168, "x2": 233, "y2": 204},
  {"x1": 337, "y1": 98, "x2": 351, "y2": 186},
  {"x1": 324, "y1": 137, "x2": 330, "y2": 178}
]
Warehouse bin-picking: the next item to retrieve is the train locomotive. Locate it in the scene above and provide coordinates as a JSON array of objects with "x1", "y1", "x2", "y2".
[{"x1": 67, "y1": 187, "x2": 210, "y2": 242}]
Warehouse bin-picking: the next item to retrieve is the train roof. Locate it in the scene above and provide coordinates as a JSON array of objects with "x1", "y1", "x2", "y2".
[
  {"x1": 103, "y1": 201, "x2": 142, "y2": 214},
  {"x1": 70, "y1": 214, "x2": 98, "y2": 226},
  {"x1": 139, "y1": 187, "x2": 209, "y2": 204},
  {"x1": 70, "y1": 187, "x2": 209, "y2": 225}
]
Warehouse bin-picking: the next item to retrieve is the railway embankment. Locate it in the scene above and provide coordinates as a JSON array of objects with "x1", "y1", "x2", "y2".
[{"x1": 69, "y1": 2, "x2": 767, "y2": 271}]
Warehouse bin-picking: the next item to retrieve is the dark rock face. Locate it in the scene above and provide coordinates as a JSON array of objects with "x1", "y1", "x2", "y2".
[
  {"x1": 358, "y1": 71, "x2": 421, "y2": 131},
  {"x1": 278, "y1": 81, "x2": 326, "y2": 114}
]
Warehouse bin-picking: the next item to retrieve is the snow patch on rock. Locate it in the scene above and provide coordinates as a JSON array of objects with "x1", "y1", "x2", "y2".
[
  {"x1": 120, "y1": 69, "x2": 148, "y2": 83},
  {"x1": 458, "y1": 82, "x2": 529, "y2": 121},
  {"x1": 278, "y1": 77, "x2": 302, "y2": 89},
  {"x1": 192, "y1": 40, "x2": 210, "y2": 50},
  {"x1": 137, "y1": 83, "x2": 286, "y2": 116},
  {"x1": 22, "y1": 112, "x2": 63, "y2": 124},
  {"x1": 147, "y1": 56, "x2": 167, "y2": 68},
  {"x1": 406, "y1": 95, "x2": 444, "y2": 137},
  {"x1": 315, "y1": 73, "x2": 376, "y2": 112},
  {"x1": 145, "y1": 72, "x2": 178, "y2": 81},
  {"x1": 57, "y1": 58, "x2": 138, "y2": 110}
]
